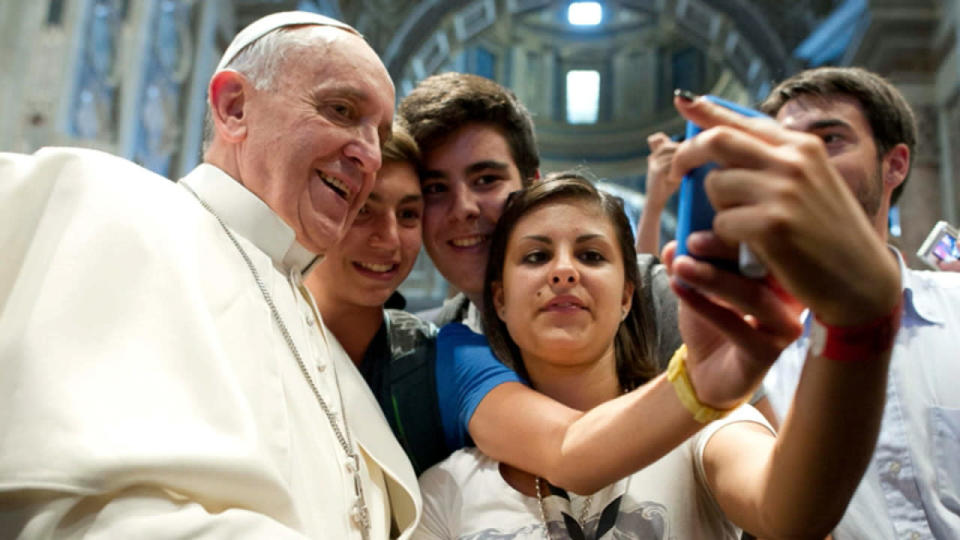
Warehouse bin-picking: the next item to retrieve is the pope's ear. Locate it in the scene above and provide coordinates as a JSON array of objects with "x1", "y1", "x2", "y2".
[
  {"x1": 492, "y1": 281, "x2": 506, "y2": 321},
  {"x1": 208, "y1": 70, "x2": 250, "y2": 143}
]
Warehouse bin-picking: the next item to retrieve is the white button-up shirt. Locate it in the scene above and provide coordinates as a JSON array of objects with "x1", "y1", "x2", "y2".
[{"x1": 763, "y1": 249, "x2": 960, "y2": 539}]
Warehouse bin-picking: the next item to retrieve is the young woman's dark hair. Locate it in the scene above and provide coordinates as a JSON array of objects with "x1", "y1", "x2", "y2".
[{"x1": 481, "y1": 172, "x2": 659, "y2": 390}]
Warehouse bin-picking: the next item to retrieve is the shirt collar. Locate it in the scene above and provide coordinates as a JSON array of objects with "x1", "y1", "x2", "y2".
[
  {"x1": 891, "y1": 245, "x2": 943, "y2": 326},
  {"x1": 179, "y1": 164, "x2": 319, "y2": 275},
  {"x1": 799, "y1": 245, "x2": 941, "y2": 331}
]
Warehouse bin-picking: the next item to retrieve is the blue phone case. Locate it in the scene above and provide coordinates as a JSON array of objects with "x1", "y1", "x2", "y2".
[{"x1": 675, "y1": 95, "x2": 768, "y2": 276}]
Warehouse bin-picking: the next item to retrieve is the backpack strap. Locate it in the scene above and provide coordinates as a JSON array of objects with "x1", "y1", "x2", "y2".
[{"x1": 383, "y1": 309, "x2": 449, "y2": 475}]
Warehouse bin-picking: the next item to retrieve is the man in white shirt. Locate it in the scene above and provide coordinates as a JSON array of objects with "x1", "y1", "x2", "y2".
[
  {"x1": 756, "y1": 67, "x2": 960, "y2": 539},
  {"x1": 0, "y1": 11, "x2": 419, "y2": 539}
]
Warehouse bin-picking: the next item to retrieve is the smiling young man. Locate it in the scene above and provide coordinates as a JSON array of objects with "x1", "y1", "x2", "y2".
[
  {"x1": 0, "y1": 12, "x2": 419, "y2": 539},
  {"x1": 305, "y1": 127, "x2": 461, "y2": 475},
  {"x1": 398, "y1": 73, "x2": 538, "y2": 330},
  {"x1": 307, "y1": 127, "x2": 425, "y2": 365}
]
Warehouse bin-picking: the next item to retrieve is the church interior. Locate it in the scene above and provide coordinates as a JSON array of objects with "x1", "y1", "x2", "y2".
[{"x1": 1, "y1": 0, "x2": 956, "y2": 311}]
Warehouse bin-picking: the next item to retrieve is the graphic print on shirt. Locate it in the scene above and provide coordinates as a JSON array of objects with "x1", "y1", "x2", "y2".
[
  {"x1": 542, "y1": 483, "x2": 670, "y2": 540},
  {"x1": 457, "y1": 493, "x2": 671, "y2": 540}
]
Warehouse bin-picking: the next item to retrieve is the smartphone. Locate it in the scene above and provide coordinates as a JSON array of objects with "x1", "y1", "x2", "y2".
[
  {"x1": 917, "y1": 220, "x2": 959, "y2": 270},
  {"x1": 675, "y1": 95, "x2": 768, "y2": 277}
]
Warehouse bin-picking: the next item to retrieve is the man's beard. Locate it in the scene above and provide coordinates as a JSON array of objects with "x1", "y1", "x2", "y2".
[{"x1": 855, "y1": 161, "x2": 884, "y2": 219}]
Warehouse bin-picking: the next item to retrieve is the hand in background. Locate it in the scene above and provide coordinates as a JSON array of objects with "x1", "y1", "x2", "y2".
[
  {"x1": 636, "y1": 132, "x2": 681, "y2": 255},
  {"x1": 937, "y1": 259, "x2": 960, "y2": 272},
  {"x1": 644, "y1": 132, "x2": 681, "y2": 208}
]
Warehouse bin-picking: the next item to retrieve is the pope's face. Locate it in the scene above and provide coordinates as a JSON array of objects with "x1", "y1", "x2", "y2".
[
  {"x1": 309, "y1": 161, "x2": 423, "y2": 308},
  {"x1": 237, "y1": 27, "x2": 395, "y2": 255}
]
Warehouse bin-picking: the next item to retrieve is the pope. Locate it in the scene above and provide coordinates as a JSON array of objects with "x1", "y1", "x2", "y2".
[{"x1": 0, "y1": 11, "x2": 419, "y2": 539}]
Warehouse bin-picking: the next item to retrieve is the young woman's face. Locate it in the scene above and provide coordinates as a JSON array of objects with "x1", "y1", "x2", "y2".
[{"x1": 492, "y1": 200, "x2": 633, "y2": 370}]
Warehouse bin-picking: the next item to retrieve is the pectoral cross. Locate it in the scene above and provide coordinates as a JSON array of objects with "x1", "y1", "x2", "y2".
[{"x1": 347, "y1": 453, "x2": 371, "y2": 540}]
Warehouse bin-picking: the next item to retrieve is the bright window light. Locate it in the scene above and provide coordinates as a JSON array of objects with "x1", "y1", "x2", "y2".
[
  {"x1": 568, "y1": 2, "x2": 602, "y2": 26},
  {"x1": 566, "y1": 70, "x2": 600, "y2": 124}
]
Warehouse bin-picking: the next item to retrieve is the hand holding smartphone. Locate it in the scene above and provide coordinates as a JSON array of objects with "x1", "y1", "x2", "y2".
[
  {"x1": 674, "y1": 94, "x2": 768, "y2": 277},
  {"x1": 917, "y1": 220, "x2": 959, "y2": 270}
]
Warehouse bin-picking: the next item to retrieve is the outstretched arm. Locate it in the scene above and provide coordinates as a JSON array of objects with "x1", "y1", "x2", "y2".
[
  {"x1": 666, "y1": 95, "x2": 902, "y2": 538},
  {"x1": 465, "y1": 252, "x2": 800, "y2": 495},
  {"x1": 469, "y1": 376, "x2": 700, "y2": 494}
]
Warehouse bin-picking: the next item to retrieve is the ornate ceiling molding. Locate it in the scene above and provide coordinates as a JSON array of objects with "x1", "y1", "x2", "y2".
[{"x1": 378, "y1": 0, "x2": 798, "y2": 102}]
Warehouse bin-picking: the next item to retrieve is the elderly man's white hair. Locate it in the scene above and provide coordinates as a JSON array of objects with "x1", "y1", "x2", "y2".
[{"x1": 202, "y1": 11, "x2": 362, "y2": 147}]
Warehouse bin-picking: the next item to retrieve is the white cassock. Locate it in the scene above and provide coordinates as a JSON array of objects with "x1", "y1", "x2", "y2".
[{"x1": 0, "y1": 147, "x2": 420, "y2": 538}]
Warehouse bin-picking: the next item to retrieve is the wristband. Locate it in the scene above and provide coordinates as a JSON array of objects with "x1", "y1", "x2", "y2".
[
  {"x1": 809, "y1": 298, "x2": 903, "y2": 361},
  {"x1": 666, "y1": 344, "x2": 741, "y2": 423}
]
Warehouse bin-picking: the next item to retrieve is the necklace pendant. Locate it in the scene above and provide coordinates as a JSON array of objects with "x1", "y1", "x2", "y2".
[
  {"x1": 350, "y1": 498, "x2": 371, "y2": 537},
  {"x1": 348, "y1": 455, "x2": 371, "y2": 535}
]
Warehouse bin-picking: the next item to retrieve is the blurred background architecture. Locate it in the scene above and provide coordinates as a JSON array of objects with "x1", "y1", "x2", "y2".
[{"x1": 1, "y1": 0, "x2": 955, "y2": 310}]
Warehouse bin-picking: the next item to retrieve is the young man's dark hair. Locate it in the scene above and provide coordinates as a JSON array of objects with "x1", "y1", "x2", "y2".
[
  {"x1": 760, "y1": 66, "x2": 918, "y2": 205},
  {"x1": 398, "y1": 72, "x2": 539, "y2": 184},
  {"x1": 381, "y1": 123, "x2": 421, "y2": 168}
]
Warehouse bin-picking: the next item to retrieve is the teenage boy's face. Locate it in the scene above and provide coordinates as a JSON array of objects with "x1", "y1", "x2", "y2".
[
  {"x1": 420, "y1": 124, "x2": 524, "y2": 302},
  {"x1": 308, "y1": 161, "x2": 423, "y2": 308}
]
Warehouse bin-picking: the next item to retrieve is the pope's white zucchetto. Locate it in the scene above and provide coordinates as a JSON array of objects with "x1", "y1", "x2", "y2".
[{"x1": 216, "y1": 11, "x2": 360, "y2": 72}]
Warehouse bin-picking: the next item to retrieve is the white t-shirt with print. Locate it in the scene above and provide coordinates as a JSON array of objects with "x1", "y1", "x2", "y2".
[{"x1": 414, "y1": 405, "x2": 772, "y2": 540}]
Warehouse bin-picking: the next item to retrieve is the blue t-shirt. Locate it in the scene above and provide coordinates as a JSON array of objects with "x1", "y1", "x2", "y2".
[{"x1": 434, "y1": 323, "x2": 524, "y2": 451}]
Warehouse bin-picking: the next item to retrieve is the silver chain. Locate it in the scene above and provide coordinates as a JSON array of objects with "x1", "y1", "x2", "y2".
[
  {"x1": 183, "y1": 184, "x2": 370, "y2": 539},
  {"x1": 535, "y1": 477, "x2": 591, "y2": 540},
  {"x1": 534, "y1": 477, "x2": 552, "y2": 540}
]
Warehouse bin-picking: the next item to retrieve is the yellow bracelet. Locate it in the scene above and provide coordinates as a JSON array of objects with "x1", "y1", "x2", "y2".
[{"x1": 665, "y1": 344, "x2": 738, "y2": 423}]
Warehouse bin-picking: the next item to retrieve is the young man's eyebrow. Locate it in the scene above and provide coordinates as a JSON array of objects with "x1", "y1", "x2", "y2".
[
  {"x1": 464, "y1": 160, "x2": 510, "y2": 176},
  {"x1": 421, "y1": 169, "x2": 446, "y2": 181},
  {"x1": 362, "y1": 192, "x2": 421, "y2": 205},
  {"x1": 806, "y1": 119, "x2": 852, "y2": 131},
  {"x1": 420, "y1": 160, "x2": 510, "y2": 184}
]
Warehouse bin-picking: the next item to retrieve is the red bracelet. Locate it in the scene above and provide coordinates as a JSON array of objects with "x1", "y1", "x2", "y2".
[{"x1": 809, "y1": 298, "x2": 903, "y2": 361}]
